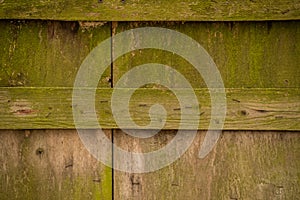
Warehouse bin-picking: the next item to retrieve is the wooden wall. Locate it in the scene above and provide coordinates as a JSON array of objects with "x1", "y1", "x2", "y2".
[
  {"x1": 0, "y1": 1, "x2": 299, "y2": 199},
  {"x1": 0, "y1": 130, "x2": 299, "y2": 199}
]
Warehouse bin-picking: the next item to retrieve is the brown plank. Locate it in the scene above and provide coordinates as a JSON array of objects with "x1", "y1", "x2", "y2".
[
  {"x1": 0, "y1": 87, "x2": 299, "y2": 130},
  {"x1": 114, "y1": 130, "x2": 300, "y2": 199},
  {"x1": 0, "y1": 129, "x2": 112, "y2": 200},
  {"x1": 0, "y1": 0, "x2": 300, "y2": 21}
]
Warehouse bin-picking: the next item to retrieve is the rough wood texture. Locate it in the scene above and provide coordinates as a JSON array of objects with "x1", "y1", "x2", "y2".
[
  {"x1": 0, "y1": 21, "x2": 299, "y2": 89},
  {"x1": 0, "y1": 20, "x2": 111, "y2": 87},
  {"x1": 0, "y1": 130, "x2": 112, "y2": 200},
  {"x1": 114, "y1": 130, "x2": 300, "y2": 200},
  {"x1": 0, "y1": 87, "x2": 299, "y2": 130},
  {"x1": 113, "y1": 21, "x2": 300, "y2": 88},
  {"x1": 0, "y1": 0, "x2": 300, "y2": 21},
  {"x1": 0, "y1": 17, "x2": 299, "y2": 200}
]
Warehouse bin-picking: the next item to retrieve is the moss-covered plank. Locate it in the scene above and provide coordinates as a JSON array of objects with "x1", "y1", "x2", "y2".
[
  {"x1": 0, "y1": 87, "x2": 299, "y2": 130},
  {"x1": 0, "y1": 20, "x2": 111, "y2": 87},
  {"x1": 0, "y1": 0, "x2": 300, "y2": 21},
  {"x1": 1, "y1": 21, "x2": 299, "y2": 89},
  {"x1": 114, "y1": 130, "x2": 300, "y2": 199},
  {"x1": 113, "y1": 21, "x2": 300, "y2": 88},
  {"x1": 0, "y1": 129, "x2": 112, "y2": 200}
]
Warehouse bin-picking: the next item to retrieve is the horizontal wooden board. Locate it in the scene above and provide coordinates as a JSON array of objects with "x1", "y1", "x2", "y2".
[
  {"x1": 114, "y1": 130, "x2": 300, "y2": 199},
  {"x1": 0, "y1": 87, "x2": 299, "y2": 130},
  {"x1": 0, "y1": 21, "x2": 299, "y2": 88},
  {"x1": 1, "y1": 130, "x2": 299, "y2": 199},
  {"x1": 113, "y1": 21, "x2": 300, "y2": 88},
  {"x1": 0, "y1": 0, "x2": 300, "y2": 21}
]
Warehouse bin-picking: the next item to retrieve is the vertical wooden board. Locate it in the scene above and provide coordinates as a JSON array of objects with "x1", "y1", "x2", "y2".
[
  {"x1": 113, "y1": 130, "x2": 300, "y2": 199},
  {"x1": 0, "y1": 130, "x2": 112, "y2": 200},
  {"x1": 113, "y1": 21, "x2": 300, "y2": 88},
  {"x1": 0, "y1": 20, "x2": 111, "y2": 87}
]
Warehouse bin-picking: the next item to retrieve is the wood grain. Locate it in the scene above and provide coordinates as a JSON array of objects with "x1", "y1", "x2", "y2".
[
  {"x1": 113, "y1": 21, "x2": 300, "y2": 88},
  {"x1": 0, "y1": 129, "x2": 112, "y2": 200},
  {"x1": 0, "y1": 21, "x2": 299, "y2": 89},
  {"x1": 0, "y1": 5, "x2": 299, "y2": 200},
  {"x1": 0, "y1": 20, "x2": 111, "y2": 87},
  {"x1": 0, "y1": 0, "x2": 300, "y2": 21},
  {"x1": 0, "y1": 87, "x2": 299, "y2": 130},
  {"x1": 113, "y1": 130, "x2": 300, "y2": 200}
]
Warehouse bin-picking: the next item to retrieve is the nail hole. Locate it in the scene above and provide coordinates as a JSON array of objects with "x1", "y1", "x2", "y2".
[
  {"x1": 238, "y1": 110, "x2": 248, "y2": 116},
  {"x1": 239, "y1": 110, "x2": 248, "y2": 116},
  {"x1": 36, "y1": 148, "x2": 44, "y2": 156}
]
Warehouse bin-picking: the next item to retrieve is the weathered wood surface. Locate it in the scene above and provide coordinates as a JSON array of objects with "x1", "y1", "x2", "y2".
[
  {"x1": 1, "y1": 130, "x2": 299, "y2": 199},
  {"x1": 0, "y1": 129, "x2": 112, "y2": 200},
  {"x1": 0, "y1": 0, "x2": 300, "y2": 21},
  {"x1": 0, "y1": 87, "x2": 299, "y2": 130},
  {"x1": 114, "y1": 130, "x2": 300, "y2": 200},
  {"x1": 0, "y1": 21, "x2": 299, "y2": 88},
  {"x1": 0, "y1": 20, "x2": 111, "y2": 87},
  {"x1": 113, "y1": 21, "x2": 300, "y2": 88},
  {"x1": 1, "y1": 20, "x2": 299, "y2": 130}
]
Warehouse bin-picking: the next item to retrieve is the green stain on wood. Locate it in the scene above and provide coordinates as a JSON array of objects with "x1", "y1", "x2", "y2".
[
  {"x1": 0, "y1": 20, "x2": 111, "y2": 87},
  {"x1": 100, "y1": 166, "x2": 113, "y2": 199},
  {"x1": 113, "y1": 21, "x2": 300, "y2": 88},
  {"x1": 248, "y1": 23, "x2": 265, "y2": 87},
  {"x1": 0, "y1": 87, "x2": 299, "y2": 130},
  {"x1": 0, "y1": 0, "x2": 299, "y2": 21},
  {"x1": 61, "y1": 175, "x2": 112, "y2": 200},
  {"x1": 0, "y1": 21, "x2": 299, "y2": 89}
]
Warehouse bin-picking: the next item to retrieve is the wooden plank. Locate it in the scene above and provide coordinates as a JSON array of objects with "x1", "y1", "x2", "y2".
[
  {"x1": 113, "y1": 21, "x2": 300, "y2": 88},
  {"x1": 0, "y1": 129, "x2": 112, "y2": 200},
  {"x1": 0, "y1": 20, "x2": 111, "y2": 87},
  {"x1": 0, "y1": 0, "x2": 300, "y2": 21},
  {"x1": 0, "y1": 87, "x2": 299, "y2": 130},
  {"x1": 0, "y1": 21, "x2": 299, "y2": 88},
  {"x1": 113, "y1": 130, "x2": 300, "y2": 199}
]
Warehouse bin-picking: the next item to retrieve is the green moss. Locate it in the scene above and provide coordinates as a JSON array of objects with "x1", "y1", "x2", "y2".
[
  {"x1": 100, "y1": 166, "x2": 113, "y2": 199},
  {"x1": 0, "y1": 0, "x2": 299, "y2": 21},
  {"x1": 0, "y1": 20, "x2": 111, "y2": 88}
]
